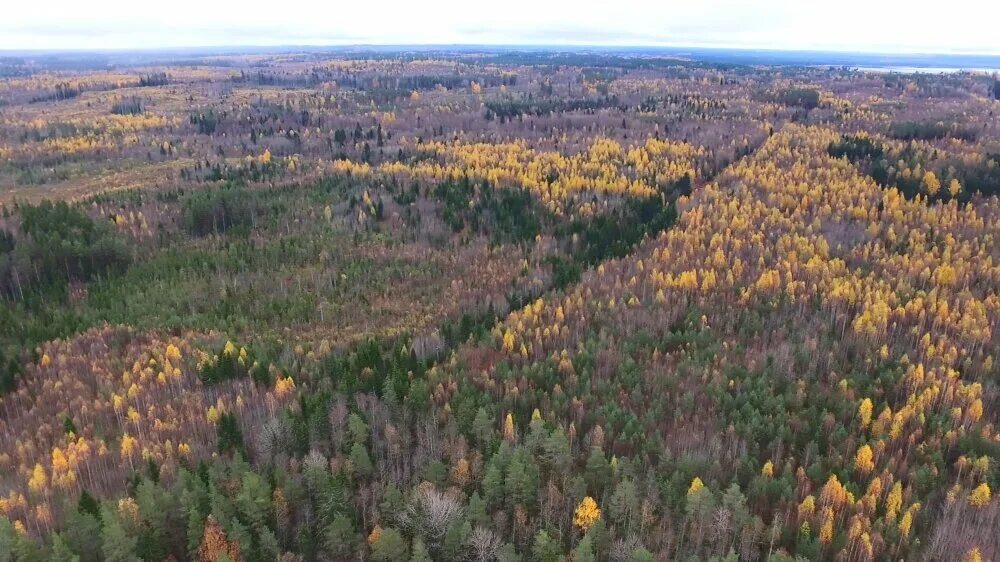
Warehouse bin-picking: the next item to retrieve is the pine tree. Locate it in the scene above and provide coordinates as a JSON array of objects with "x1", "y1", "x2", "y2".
[
  {"x1": 49, "y1": 535, "x2": 81, "y2": 562},
  {"x1": 609, "y1": 479, "x2": 638, "y2": 530},
  {"x1": 370, "y1": 527, "x2": 408, "y2": 561},
  {"x1": 349, "y1": 443, "x2": 374, "y2": 478},
  {"x1": 409, "y1": 537, "x2": 432, "y2": 562},
  {"x1": 101, "y1": 508, "x2": 140, "y2": 562},
  {"x1": 532, "y1": 530, "x2": 564, "y2": 562},
  {"x1": 585, "y1": 447, "x2": 610, "y2": 496},
  {"x1": 573, "y1": 534, "x2": 597, "y2": 562},
  {"x1": 468, "y1": 491, "x2": 491, "y2": 528},
  {"x1": 324, "y1": 514, "x2": 357, "y2": 560},
  {"x1": 629, "y1": 547, "x2": 655, "y2": 562},
  {"x1": 61, "y1": 510, "x2": 102, "y2": 562},
  {"x1": 473, "y1": 407, "x2": 495, "y2": 446}
]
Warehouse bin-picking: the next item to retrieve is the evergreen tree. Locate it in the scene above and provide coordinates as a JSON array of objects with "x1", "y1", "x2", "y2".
[
  {"x1": 217, "y1": 412, "x2": 246, "y2": 456},
  {"x1": 324, "y1": 514, "x2": 357, "y2": 560},
  {"x1": 349, "y1": 443, "x2": 374, "y2": 478},
  {"x1": 497, "y1": 543, "x2": 521, "y2": 562},
  {"x1": 483, "y1": 458, "x2": 506, "y2": 509},
  {"x1": 609, "y1": 479, "x2": 639, "y2": 531},
  {"x1": 532, "y1": 530, "x2": 563, "y2": 562},
  {"x1": 409, "y1": 537, "x2": 432, "y2": 562},
  {"x1": 100, "y1": 508, "x2": 139, "y2": 562},
  {"x1": 473, "y1": 407, "x2": 494, "y2": 446},
  {"x1": 0, "y1": 518, "x2": 17, "y2": 562},
  {"x1": 585, "y1": 447, "x2": 611, "y2": 496},
  {"x1": 573, "y1": 534, "x2": 597, "y2": 562},
  {"x1": 49, "y1": 535, "x2": 81, "y2": 562},
  {"x1": 371, "y1": 527, "x2": 408, "y2": 561},
  {"x1": 77, "y1": 490, "x2": 101, "y2": 519},
  {"x1": 629, "y1": 547, "x2": 655, "y2": 562},
  {"x1": 467, "y1": 491, "x2": 491, "y2": 528},
  {"x1": 61, "y1": 510, "x2": 103, "y2": 562}
]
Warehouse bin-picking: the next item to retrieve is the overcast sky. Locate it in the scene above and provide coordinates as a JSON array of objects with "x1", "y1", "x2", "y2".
[{"x1": 2, "y1": 0, "x2": 998, "y2": 54}]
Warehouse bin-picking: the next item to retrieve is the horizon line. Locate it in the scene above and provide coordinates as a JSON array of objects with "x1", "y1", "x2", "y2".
[{"x1": 3, "y1": 43, "x2": 1000, "y2": 59}]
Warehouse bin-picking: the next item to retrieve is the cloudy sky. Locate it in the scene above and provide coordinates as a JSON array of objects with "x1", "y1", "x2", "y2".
[{"x1": 2, "y1": 0, "x2": 997, "y2": 54}]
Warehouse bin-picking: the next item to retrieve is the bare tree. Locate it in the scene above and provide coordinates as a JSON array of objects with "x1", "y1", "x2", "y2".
[
  {"x1": 610, "y1": 535, "x2": 643, "y2": 562},
  {"x1": 469, "y1": 527, "x2": 503, "y2": 562},
  {"x1": 401, "y1": 487, "x2": 464, "y2": 547}
]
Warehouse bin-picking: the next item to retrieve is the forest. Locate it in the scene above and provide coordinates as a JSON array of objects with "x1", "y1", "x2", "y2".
[{"x1": 0, "y1": 49, "x2": 997, "y2": 562}]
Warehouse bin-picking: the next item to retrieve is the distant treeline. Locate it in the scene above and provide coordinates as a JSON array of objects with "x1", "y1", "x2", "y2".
[{"x1": 28, "y1": 73, "x2": 169, "y2": 104}]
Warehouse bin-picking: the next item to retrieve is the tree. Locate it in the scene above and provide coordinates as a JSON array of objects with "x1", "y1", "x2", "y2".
[
  {"x1": 497, "y1": 542, "x2": 521, "y2": 562},
  {"x1": 101, "y1": 508, "x2": 140, "y2": 562},
  {"x1": 48, "y1": 534, "x2": 80, "y2": 562},
  {"x1": 585, "y1": 447, "x2": 610, "y2": 495},
  {"x1": 818, "y1": 508, "x2": 833, "y2": 545},
  {"x1": 324, "y1": 514, "x2": 358, "y2": 560},
  {"x1": 467, "y1": 492, "x2": 490, "y2": 528},
  {"x1": 469, "y1": 527, "x2": 502, "y2": 562},
  {"x1": 409, "y1": 537, "x2": 432, "y2": 562},
  {"x1": 854, "y1": 445, "x2": 874, "y2": 474},
  {"x1": 504, "y1": 452, "x2": 538, "y2": 508},
  {"x1": 573, "y1": 533, "x2": 596, "y2": 562},
  {"x1": 898, "y1": 509, "x2": 912, "y2": 539},
  {"x1": 858, "y1": 398, "x2": 873, "y2": 428},
  {"x1": 532, "y1": 530, "x2": 564, "y2": 562},
  {"x1": 473, "y1": 407, "x2": 495, "y2": 445},
  {"x1": 406, "y1": 487, "x2": 462, "y2": 546},
  {"x1": 687, "y1": 478, "x2": 715, "y2": 551},
  {"x1": 922, "y1": 171, "x2": 941, "y2": 196},
  {"x1": 347, "y1": 413, "x2": 369, "y2": 446},
  {"x1": 886, "y1": 483, "x2": 903, "y2": 521},
  {"x1": 196, "y1": 516, "x2": 242, "y2": 562},
  {"x1": 370, "y1": 527, "x2": 408, "y2": 561},
  {"x1": 574, "y1": 496, "x2": 602, "y2": 532},
  {"x1": 217, "y1": 413, "x2": 246, "y2": 457},
  {"x1": 609, "y1": 479, "x2": 639, "y2": 530},
  {"x1": 61, "y1": 510, "x2": 102, "y2": 561},
  {"x1": 948, "y1": 178, "x2": 962, "y2": 198},
  {"x1": 442, "y1": 521, "x2": 472, "y2": 560},
  {"x1": 483, "y1": 458, "x2": 506, "y2": 509},
  {"x1": 235, "y1": 472, "x2": 271, "y2": 531},
  {"x1": 349, "y1": 443, "x2": 374, "y2": 478},
  {"x1": 629, "y1": 547, "x2": 655, "y2": 562},
  {"x1": 0, "y1": 519, "x2": 19, "y2": 562},
  {"x1": 969, "y1": 483, "x2": 991, "y2": 507},
  {"x1": 720, "y1": 483, "x2": 750, "y2": 532},
  {"x1": 503, "y1": 413, "x2": 516, "y2": 442},
  {"x1": 77, "y1": 490, "x2": 101, "y2": 519},
  {"x1": 542, "y1": 428, "x2": 572, "y2": 473}
]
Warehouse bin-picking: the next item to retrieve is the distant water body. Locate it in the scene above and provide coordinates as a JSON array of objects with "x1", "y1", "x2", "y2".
[{"x1": 850, "y1": 66, "x2": 1000, "y2": 74}]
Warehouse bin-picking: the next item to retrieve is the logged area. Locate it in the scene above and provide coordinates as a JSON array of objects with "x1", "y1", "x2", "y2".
[{"x1": 0, "y1": 50, "x2": 997, "y2": 562}]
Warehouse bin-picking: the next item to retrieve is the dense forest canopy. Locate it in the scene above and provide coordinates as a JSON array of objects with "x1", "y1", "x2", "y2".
[{"x1": 0, "y1": 49, "x2": 996, "y2": 562}]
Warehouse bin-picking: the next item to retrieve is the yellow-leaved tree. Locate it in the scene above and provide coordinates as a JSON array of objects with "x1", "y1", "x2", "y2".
[
  {"x1": 968, "y1": 483, "x2": 991, "y2": 507},
  {"x1": 855, "y1": 445, "x2": 874, "y2": 474},
  {"x1": 858, "y1": 398, "x2": 873, "y2": 428},
  {"x1": 574, "y1": 496, "x2": 601, "y2": 532}
]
